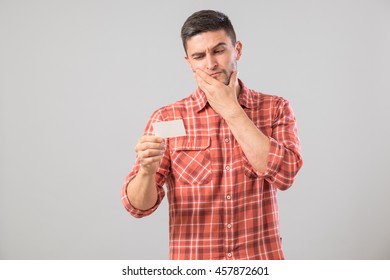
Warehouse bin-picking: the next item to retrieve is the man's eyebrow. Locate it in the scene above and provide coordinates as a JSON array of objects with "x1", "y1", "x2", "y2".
[
  {"x1": 211, "y1": 42, "x2": 227, "y2": 50},
  {"x1": 190, "y1": 42, "x2": 227, "y2": 58}
]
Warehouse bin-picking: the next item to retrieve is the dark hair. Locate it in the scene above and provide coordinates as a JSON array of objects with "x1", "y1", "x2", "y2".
[{"x1": 181, "y1": 10, "x2": 237, "y2": 52}]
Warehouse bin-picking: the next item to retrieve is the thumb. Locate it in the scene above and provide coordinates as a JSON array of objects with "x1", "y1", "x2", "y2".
[{"x1": 228, "y1": 70, "x2": 238, "y2": 88}]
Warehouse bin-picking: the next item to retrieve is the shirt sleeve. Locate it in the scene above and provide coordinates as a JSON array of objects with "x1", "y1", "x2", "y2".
[
  {"x1": 120, "y1": 110, "x2": 171, "y2": 218},
  {"x1": 244, "y1": 98, "x2": 303, "y2": 190}
]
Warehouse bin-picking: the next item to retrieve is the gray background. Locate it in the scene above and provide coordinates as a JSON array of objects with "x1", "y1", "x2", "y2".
[{"x1": 1, "y1": 0, "x2": 389, "y2": 259}]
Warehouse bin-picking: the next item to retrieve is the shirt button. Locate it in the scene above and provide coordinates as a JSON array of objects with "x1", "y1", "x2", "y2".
[
  {"x1": 226, "y1": 194, "x2": 231, "y2": 200},
  {"x1": 227, "y1": 223, "x2": 232, "y2": 229},
  {"x1": 225, "y1": 165, "x2": 231, "y2": 171},
  {"x1": 224, "y1": 138, "x2": 229, "y2": 143},
  {"x1": 227, "y1": 252, "x2": 232, "y2": 258}
]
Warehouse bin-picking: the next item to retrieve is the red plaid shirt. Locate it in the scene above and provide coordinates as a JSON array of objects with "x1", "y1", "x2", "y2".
[{"x1": 121, "y1": 80, "x2": 303, "y2": 260}]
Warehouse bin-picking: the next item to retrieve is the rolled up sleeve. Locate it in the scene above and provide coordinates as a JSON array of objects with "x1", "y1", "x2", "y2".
[
  {"x1": 120, "y1": 161, "x2": 166, "y2": 218},
  {"x1": 244, "y1": 99, "x2": 303, "y2": 190}
]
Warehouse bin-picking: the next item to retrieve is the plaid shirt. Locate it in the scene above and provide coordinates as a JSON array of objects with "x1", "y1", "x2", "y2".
[{"x1": 121, "y1": 80, "x2": 303, "y2": 260}]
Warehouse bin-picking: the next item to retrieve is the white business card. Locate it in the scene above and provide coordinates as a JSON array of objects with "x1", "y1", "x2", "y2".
[{"x1": 152, "y1": 119, "x2": 186, "y2": 138}]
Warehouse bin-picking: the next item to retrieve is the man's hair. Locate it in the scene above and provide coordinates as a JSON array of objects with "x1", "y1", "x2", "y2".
[{"x1": 181, "y1": 10, "x2": 237, "y2": 52}]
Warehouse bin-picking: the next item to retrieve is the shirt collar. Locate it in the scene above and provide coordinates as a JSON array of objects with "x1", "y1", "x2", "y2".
[
  {"x1": 191, "y1": 86, "x2": 208, "y2": 113},
  {"x1": 191, "y1": 79, "x2": 256, "y2": 113}
]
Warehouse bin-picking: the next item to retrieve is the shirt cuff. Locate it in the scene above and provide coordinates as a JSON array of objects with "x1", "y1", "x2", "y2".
[
  {"x1": 120, "y1": 171, "x2": 163, "y2": 218},
  {"x1": 243, "y1": 137, "x2": 284, "y2": 181}
]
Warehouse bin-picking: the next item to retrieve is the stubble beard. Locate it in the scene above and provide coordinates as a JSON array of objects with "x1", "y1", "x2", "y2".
[{"x1": 221, "y1": 63, "x2": 237, "y2": 85}]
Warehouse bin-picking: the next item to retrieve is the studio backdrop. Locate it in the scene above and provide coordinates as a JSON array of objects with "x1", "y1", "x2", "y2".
[{"x1": 1, "y1": 0, "x2": 389, "y2": 259}]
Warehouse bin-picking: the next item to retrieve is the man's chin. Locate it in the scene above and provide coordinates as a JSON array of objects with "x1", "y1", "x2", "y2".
[{"x1": 215, "y1": 74, "x2": 229, "y2": 85}]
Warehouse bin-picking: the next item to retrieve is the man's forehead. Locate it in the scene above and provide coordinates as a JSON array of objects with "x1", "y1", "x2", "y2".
[{"x1": 186, "y1": 30, "x2": 232, "y2": 53}]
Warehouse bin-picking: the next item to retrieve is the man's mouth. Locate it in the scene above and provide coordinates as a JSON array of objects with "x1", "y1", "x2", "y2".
[{"x1": 210, "y1": 72, "x2": 221, "y2": 78}]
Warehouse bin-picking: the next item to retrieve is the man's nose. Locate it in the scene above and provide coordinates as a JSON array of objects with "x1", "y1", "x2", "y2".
[{"x1": 206, "y1": 54, "x2": 217, "y2": 70}]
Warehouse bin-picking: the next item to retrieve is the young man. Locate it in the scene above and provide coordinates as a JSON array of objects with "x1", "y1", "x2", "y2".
[{"x1": 121, "y1": 10, "x2": 303, "y2": 260}]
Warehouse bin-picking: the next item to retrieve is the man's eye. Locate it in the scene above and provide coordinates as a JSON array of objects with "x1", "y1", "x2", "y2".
[
  {"x1": 214, "y1": 49, "x2": 224, "y2": 54},
  {"x1": 193, "y1": 55, "x2": 204, "y2": 60}
]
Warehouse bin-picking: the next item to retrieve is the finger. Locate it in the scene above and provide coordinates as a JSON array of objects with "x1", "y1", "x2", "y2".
[
  {"x1": 135, "y1": 139, "x2": 165, "y2": 153},
  {"x1": 140, "y1": 154, "x2": 163, "y2": 167},
  {"x1": 194, "y1": 72, "x2": 206, "y2": 86},
  {"x1": 140, "y1": 135, "x2": 164, "y2": 143},
  {"x1": 194, "y1": 72, "x2": 210, "y2": 94},
  {"x1": 140, "y1": 147, "x2": 165, "y2": 158},
  {"x1": 136, "y1": 145, "x2": 164, "y2": 156},
  {"x1": 195, "y1": 69, "x2": 215, "y2": 85},
  {"x1": 136, "y1": 135, "x2": 163, "y2": 151},
  {"x1": 195, "y1": 71, "x2": 216, "y2": 96},
  {"x1": 228, "y1": 70, "x2": 238, "y2": 88}
]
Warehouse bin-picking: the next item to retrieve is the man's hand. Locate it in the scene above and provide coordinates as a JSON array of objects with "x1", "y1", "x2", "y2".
[
  {"x1": 194, "y1": 69, "x2": 241, "y2": 119},
  {"x1": 134, "y1": 135, "x2": 164, "y2": 175},
  {"x1": 195, "y1": 69, "x2": 270, "y2": 173}
]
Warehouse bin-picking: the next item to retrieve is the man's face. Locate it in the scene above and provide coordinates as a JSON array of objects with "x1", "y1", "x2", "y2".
[{"x1": 185, "y1": 30, "x2": 242, "y2": 85}]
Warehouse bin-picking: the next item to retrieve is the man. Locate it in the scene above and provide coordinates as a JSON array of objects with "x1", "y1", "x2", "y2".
[{"x1": 121, "y1": 10, "x2": 303, "y2": 260}]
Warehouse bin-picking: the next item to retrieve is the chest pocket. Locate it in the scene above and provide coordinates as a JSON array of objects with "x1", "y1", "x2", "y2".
[{"x1": 170, "y1": 136, "x2": 212, "y2": 186}]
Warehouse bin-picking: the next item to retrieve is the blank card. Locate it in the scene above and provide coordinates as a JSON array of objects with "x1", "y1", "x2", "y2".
[{"x1": 152, "y1": 119, "x2": 186, "y2": 138}]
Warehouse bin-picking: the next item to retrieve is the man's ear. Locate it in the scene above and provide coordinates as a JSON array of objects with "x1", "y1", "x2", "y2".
[
  {"x1": 184, "y1": 55, "x2": 194, "y2": 71},
  {"x1": 235, "y1": 41, "x2": 243, "y2": 61}
]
